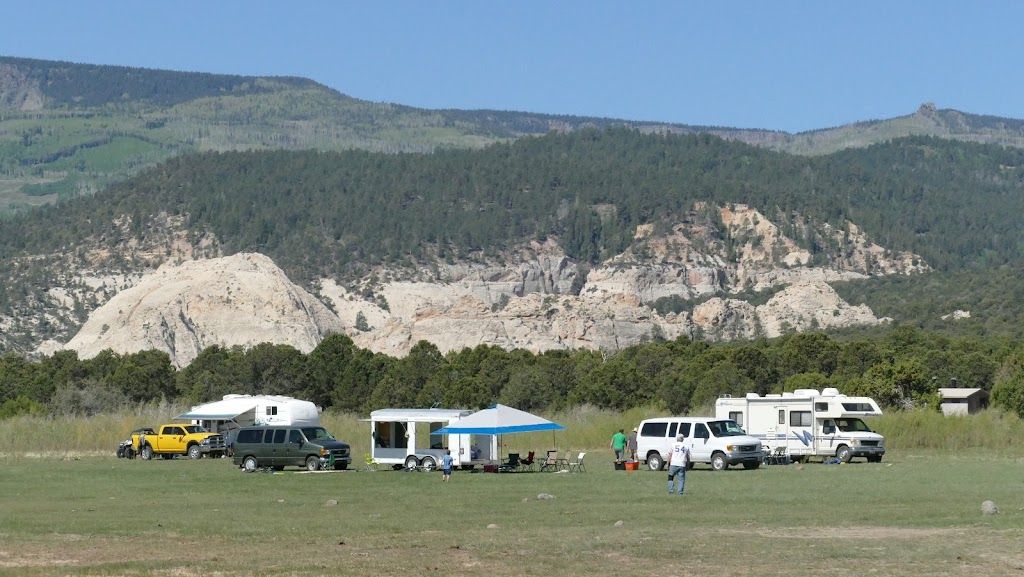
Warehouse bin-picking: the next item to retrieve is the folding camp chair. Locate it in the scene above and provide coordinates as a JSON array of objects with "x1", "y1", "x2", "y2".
[
  {"x1": 519, "y1": 451, "x2": 536, "y2": 471},
  {"x1": 567, "y1": 452, "x2": 586, "y2": 473},
  {"x1": 539, "y1": 450, "x2": 559, "y2": 472},
  {"x1": 499, "y1": 453, "x2": 521, "y2": 472},
  {"x1": 768, "y1": 446, "x2": 788, "y2": 465}
]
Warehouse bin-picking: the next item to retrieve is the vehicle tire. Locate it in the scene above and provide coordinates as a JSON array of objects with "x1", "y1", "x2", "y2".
[
  {"x1": 306, "y1": 456, "x2": 321, "y2": 471},
  {"x1": 836, "y1": 445, "x2": 852, "y2": 463},
  {"x1": 141, "y1": 445, "x2": 154, "y2": 460},
  {"x1": 646, "y1": 452, "x2": 664, "y2": 471},
  {"x1": 711, "y1": 452, "x2": 729, "y2": 471},
  {"x1": 867, "y1": 455, "x2": 883, "y2": 463},
  {"x1": 334, "y1": 462, "x2": 348, "y2": 471},
  {"x1": 404, "y1": 455, "x2": 420, "y2": 470},
  {"x1": 420, "y1": 456, "x2": 437, "y2": 472},
  {"x1": 242, "y1": 456, "x2": 258, "y2": 472},
  {"x1": 187, "y1": 445, "x2": 202, "y2": 460},
  {"x1": 742, "y1": 461, "x2": 760, "y2": 470}
]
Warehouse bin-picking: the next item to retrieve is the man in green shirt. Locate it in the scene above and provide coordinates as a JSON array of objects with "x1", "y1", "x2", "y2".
[{"x1": 611, "y1": 429, "x2": 628, "y2": 463}]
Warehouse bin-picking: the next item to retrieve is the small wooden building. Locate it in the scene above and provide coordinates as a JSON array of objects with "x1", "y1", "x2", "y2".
[{"x1": 938, "y1": 388, "x2": 989, "y2": 416}]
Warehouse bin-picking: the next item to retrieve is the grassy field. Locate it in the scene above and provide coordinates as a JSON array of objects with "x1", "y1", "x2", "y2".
[{"x1": 0, "y1": 450, "x2": 1021, "y2": 577}]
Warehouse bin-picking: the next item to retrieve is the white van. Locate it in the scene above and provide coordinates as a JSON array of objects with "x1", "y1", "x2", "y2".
[{"x1": 635, "y1": 417, "x2": 763, "y2": 471}]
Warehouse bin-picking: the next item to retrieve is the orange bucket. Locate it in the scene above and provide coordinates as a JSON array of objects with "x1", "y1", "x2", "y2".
[{"x1": 624, "y1": 461, "x2": 639, "y2": 471}]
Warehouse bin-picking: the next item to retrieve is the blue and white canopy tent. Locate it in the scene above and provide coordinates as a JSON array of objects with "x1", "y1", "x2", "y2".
[{"x1": 434, "y1": 404, "x2": 565, "y2": 466}]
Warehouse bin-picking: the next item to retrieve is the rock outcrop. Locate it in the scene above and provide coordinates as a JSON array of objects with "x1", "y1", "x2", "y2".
[{"x1": 64, "y1": 253, "x2": 343, "y2": 367}]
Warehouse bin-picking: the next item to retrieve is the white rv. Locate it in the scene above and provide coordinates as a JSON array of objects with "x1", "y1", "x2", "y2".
[
  {"x1": 177, "y1": 394, "x2": 321, "y2": 447},
  {"x1": 715, "y1": 388, "x2": 885, "y2": 463},
  {"x1": 368, "y1": 408, "x2": 494, "y2": 471}
]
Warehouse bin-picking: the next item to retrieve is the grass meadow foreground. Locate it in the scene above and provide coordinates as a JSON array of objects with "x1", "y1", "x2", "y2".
[{"x1": 0, "y1": 451, "x2": 1022, "y2": 577}]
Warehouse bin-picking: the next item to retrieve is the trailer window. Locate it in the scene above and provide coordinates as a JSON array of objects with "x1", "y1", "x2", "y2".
[
  {"x1": 729, "y1": 412, "x2": 743, "y2": 427},
  {"x1": 790, "y1": 411, "x2": 811, "y2": 427},
  {"x1": 778, "y1": 410, "x2": 785, "y2": 425},
  {"x1": 266, "y1": 406, "x2": 278, "y2": 416},
  {"x1": 815, "y1": 402, "x2": 828, "y2": 411},
  {"x1": 640, "y1": 422, "x2": 667, "y2": 438}
]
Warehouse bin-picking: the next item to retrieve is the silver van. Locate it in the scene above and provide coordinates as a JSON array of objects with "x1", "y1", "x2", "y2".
[{"x1": 635, "y1": 417, "x2": 762, "y2": 471}]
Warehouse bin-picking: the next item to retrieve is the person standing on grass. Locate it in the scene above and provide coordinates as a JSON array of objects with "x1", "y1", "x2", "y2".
[
  {"x1": 441, "y1": 449, "x2": 454, "y2": 482},
  {"x1": 666, "y1": 434, "x2": 691, "y2": 495},
  {"x1": 611, "y1": 428, "x2": 628, "y2": 463},
  {"x1": 627, "y1": 428, "x2": 638, "y2": 462}
]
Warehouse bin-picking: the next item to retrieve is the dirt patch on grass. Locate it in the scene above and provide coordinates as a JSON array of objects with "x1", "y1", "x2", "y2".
[{"x1": 723, "y1": 525, "x2": 967, "y2": 540}]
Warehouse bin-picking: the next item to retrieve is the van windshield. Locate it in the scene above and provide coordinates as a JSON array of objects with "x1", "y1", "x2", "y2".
[
  {"x1": 707, "y1": 420, "x2": 747, "y2": 437},
  {"x1": 301, "y1": 427, "x2": 335, "y2": 441},
  {"x1": 835, "y1": 418, "x2": 872, "y2": 433}
]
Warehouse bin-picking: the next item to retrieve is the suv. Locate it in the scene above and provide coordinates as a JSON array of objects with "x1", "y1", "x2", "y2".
[
  {"x1": 232, "y1": 425, "x2": 352, "y2": 471},
  {"x1": 636, "y1": 417, "x2": 762, "y2": 471}
]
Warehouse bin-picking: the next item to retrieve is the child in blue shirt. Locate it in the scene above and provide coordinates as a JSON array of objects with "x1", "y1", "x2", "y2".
[{"x1": 441, "y1": 449, "x2": 454, "y2": 482}]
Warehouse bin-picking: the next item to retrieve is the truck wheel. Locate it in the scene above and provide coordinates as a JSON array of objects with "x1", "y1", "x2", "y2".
[
  {"x1": 420, "y1": 456, "x2": 437, "y2": 471},
  {"x1": 187, "y1": 445, "x2": 202, "y2": 460},
  {"x1": 711, "y1": 452, "x2": 729, "y2": 471},
  {"x1": 404, "y1": 455, "x2": 420, "y2": 470},
  {"x1": 306, "y1": 456, "x2": 321, "y2": 471},
  {"x1": 141, "y1": 445, "x2": 154, "y2": 460},
  {"x1": 646, "y1": 452, "x2": 664, "y2": 471},
  {"x1": 242, "y1": 456, "x2": 258, "y2": 472},
  {"x1": 836, "y1": 445, "x2": 852, "y2": 463}
]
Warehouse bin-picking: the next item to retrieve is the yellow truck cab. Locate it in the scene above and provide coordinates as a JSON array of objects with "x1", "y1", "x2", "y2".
[{"x1": 133, "y1": 424, "x2": 226, "y2": 460}]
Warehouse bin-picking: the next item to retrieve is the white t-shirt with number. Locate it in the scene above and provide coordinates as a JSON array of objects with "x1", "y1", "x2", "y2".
[{"x1": 669, "y1": 441, "x2": 690, "y2": 467}]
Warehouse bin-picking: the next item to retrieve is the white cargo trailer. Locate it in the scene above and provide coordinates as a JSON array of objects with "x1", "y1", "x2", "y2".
[
  {"x1": 715, "y1": 388, "x2": 885, "y2": 463},
  {"x1": 368, "y1": 408, "x2": 494, "y2": 471}
]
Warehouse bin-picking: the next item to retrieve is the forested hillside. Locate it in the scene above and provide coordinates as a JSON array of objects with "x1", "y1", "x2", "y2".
[{"x1": 3, "y1": 129, "x2": 1023, "y2": 279}]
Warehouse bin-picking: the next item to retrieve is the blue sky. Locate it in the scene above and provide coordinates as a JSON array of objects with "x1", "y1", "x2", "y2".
[{"x1": 2, "y1": 1, "x2": 1021, "y2": 132}]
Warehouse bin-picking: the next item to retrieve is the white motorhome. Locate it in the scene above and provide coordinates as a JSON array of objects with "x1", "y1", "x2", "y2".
[
  {"x1": 715, "y1": 388, "x2": 885, "y2": 463},
  {"x1": 368, "y1": 408, "x2": 494, "y2": 471},
  {"x1": 635, "y1": 416, "x2": 763, "y2": 471},
  {"x1": 177, "y1": 394, "x2": 321, "y2": 447}
]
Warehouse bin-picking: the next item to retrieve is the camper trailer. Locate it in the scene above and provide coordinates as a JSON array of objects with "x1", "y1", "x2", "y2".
[
  {"x1": 368, "y1": 408, "x2": 494, "y2": 470},
  {"x1": 715, "y1": 388, "x2": 885, "y2": 463},
  {"x1": 177, "y1": 394, "x2": 320, "y2": 448}
]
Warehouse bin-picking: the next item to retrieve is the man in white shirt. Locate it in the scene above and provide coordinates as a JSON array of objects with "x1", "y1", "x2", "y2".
[{"x1": 666, "y1": 434, "x2": 691, "y2": 495}]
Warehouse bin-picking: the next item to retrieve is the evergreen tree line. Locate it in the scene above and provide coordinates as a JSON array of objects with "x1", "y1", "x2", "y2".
[
  {"x1": 3, "y1": 129, "x2": 1023, "y2": 286},
  {"x1": 4, "y1": 327, "x2": 1024, "y2": 420}
]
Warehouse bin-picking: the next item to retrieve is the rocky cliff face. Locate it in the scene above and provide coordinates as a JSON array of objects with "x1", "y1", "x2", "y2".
[
  {"x1": 51, "y1": 203, "x2": 925, "y2": 364},
  {"x1": 0, "y1": 63, "x2": 44, "y2": 110},
  {"x1": 63, "y1": 253, "x2": 343, "y2": 367}
]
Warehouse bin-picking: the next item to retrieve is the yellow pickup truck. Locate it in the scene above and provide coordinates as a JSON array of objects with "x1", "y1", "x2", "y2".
[{"x1": 133, "y1": 424, "x2": 227, "y2": 460}]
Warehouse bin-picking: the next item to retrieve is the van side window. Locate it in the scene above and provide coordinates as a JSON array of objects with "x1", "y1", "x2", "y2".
[
  {"x1": 273, "y1": 429, "x2": 286, "y2": 443},
  {"x1": 640, "y1": 422, "x2": 667, "y2": 437},
  {"x1": 694, "y1": 423, "x2": 709, "y2": 439},
  {"x1": 790, "y1": 411, "x2": 812, "y2": 427},
  {"x1": 237, "y1": 429, "x2": 261, "y2": 444},
  {"x1": 678, "y1": 423, "x2": 691, "y2": 436},
  {"x1": 263, "y1": 429, "x2": 274, "y2": 443},
  {"x1": 668, "y1": 423, "x2": 678, "y2": 438},
  {"x1": 289, "y1": 430, "x2": 302, "y2": 443}
]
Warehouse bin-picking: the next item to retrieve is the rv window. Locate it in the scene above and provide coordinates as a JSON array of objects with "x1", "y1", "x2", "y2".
[
  {"x1": 266, "y1": 406, "x2": 278, "y2": 416},
  {"x1": 842, "y1": 402, "x2": 874, "y2": 412},
  {"x1": 693, "y1": 424, "x2": 709, "y2": 439},
  {"x1": 288, "y1": 430, "x2": 302, "y2": 443},
  {"x1": 778, "y1": 410, "x2": 785, "y2": 425},
  {"x1": 640, "y1": 422, "x2": 667, "y2": 438},
  {"x1": 273, "y1": 429, "x2": 286, "y2": 444},
  {"x1": 668, "y1": 423, "x2": 678, "y2": 438},
  {"x1": 815, "y1": 402, "x2": 828, "y2": 411},
  {"x1": 729, "y1": 412, "x2": 743, "y2": 427},
  {"x1": 790, "y1": 411, "x2": 811, "y2": 427}
]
